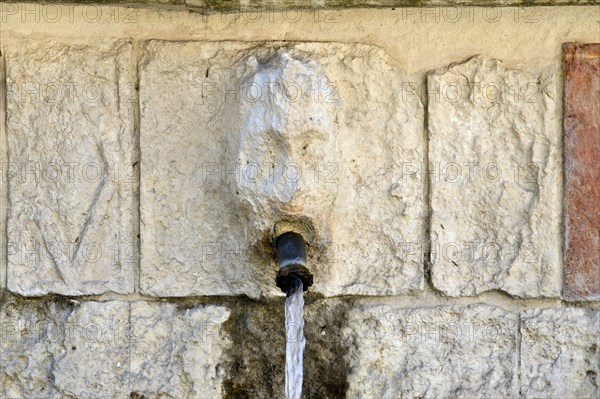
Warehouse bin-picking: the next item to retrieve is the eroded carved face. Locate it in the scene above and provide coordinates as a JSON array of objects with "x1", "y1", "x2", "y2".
[{"x1": 227, "y1": 48, "x2": 340, "y2": 245}]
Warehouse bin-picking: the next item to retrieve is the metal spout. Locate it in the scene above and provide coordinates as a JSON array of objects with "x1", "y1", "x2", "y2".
[{"x1": 275, "y1": 232, "x2": 313, "y2": 293}]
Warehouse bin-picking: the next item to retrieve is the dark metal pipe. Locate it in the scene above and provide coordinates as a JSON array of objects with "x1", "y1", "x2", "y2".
[{"x1": 275, "y1": 232, "x2": 313, "y2": 293}]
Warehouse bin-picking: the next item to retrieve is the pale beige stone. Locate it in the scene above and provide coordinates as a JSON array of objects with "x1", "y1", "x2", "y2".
[
  {"x1": 521, "y1": 307, "x2": 600, "y2": 399},
  {"x1": 0, "y1": 299, "x2": 231, "y2": 398},
  {"x1": 52, "y1": 301, "x2": 131, "y2": 397},
  {"x1": 428, "y1": 56, "x2": 561, "y2": 298},
  {"x1": 51, "y1": 300, "x2": 231, "y2": 398},
  {"x1": 128, "y1": 302, "x2": 231, "y2": 398},
  {"x1": 0, "y1": 300, "x2": 69, "y2": 398},
  {"x1": 6, "y1": 40, "x2": 136, "y2": 296},
  {"x1": 139, "y1": 41, "x2": 263, "y2": 298},
  {"x1": 343, "y1": 303, "x2": 519, "y2": 398},
  {"x1": 224, "y1": 47, "x2": 341, "y2": 250},
  {"x1": 139, "y1": 40, "x2": 424, "y2": 298}
]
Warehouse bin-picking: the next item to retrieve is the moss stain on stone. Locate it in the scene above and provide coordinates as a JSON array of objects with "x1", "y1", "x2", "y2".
[{"x1": 222, "y1": 296, "x2": 353, "y2": 398}]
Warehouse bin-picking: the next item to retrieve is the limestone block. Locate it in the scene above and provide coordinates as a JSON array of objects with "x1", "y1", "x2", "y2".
[
  {"x1": 139, "y1": 40, "x2": 424, "y2": 297},
  {"x1": 428, "y1": 56, "x2": 561, "y2": 297},
  {"x1": 51, "y1": 301, "x2": 231, "y2": 398},
  {"x1": 520, "y1": 307, "x2": 600, "y2": 398},
  {"x1": 6, "y1": 40, "x2": 136, "y2": 296},
  {"x1": 128, "y1": 301, "x2": 231, "y2": 398},
  {"x1": 0, "y1": 299, "x2": 231, "y2": 398},
  {"x1": 0, "y1": 300, "x2": 69, "y2": 398},
  {"x1": 343, "y1": 303, "x2": 519, "y2": 398},
  {"x1": 53, "y1": 301, "x2": 131, "y2": 397}
]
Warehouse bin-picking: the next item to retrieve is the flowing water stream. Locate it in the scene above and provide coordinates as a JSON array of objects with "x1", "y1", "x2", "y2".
[{"x1": 284, "y1": 276, "x2": 305, "y2": 399}]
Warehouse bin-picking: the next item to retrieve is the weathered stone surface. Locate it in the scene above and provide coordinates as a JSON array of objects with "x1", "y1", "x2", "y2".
[
  {"x1": 0, "y1": 299, "x2": 71, "y2": 398},
  {"x1": 53, "y1": 301, "x2": 131, "y2": 397},
  {"x1": 128, "y1": 301, "x2": 231, "y2": 398},
  {"x1": 563, "y1": 43, "x2": 600, "y2": 301},
  {"x1": 6, "y1": 40, "x2": 136, "y2": 296},
  {"x1": 1, "y1": 0, "x2": 593, "y2": 11},
  {"x1": 225, "y1": 48, "x2": 340, "y2": 249},
  {"x1": 7, "y1": 297, "x2": 341, "y2": 398},
  {"x1": 221, "y1": 297, "x2": 353, "y2": 398},
  {"x1": 343, "y1": 303, "x2": 519, "y2": 398},
  {"x1": 5, "y1": 296, "x2": 599, "y2": 398},
  {"x1": 428, "y1": 56, "x2": 561, "y2": 298},
  {"x1": 45, "y1": 0, "x2": 600, "y2": 11},
  {"x1": 140, "y1": 41, "x2": 424, "y2": 298},
  {"x1": 54, "y1": 301, "x2": 231, "y2": 398},
  {"x1": 521, "y1": 307, "x2": 600, "y2": 398},
  {"x1": 0, "y1": 299, "x2": 231, "y2": 398}
]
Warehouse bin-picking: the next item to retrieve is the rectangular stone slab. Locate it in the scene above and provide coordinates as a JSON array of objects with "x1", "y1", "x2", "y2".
[
  {"x1": 343, "y1": 303, "x2": 519, "y2": 398},
  {"x1": 139, "y1": 40, "x2": 424, "y2": 298},
  {"x1": 563, "y1": 43, "x2": 600, "y2": 301},
  {"x1": 428, "y1": 56, "x2": 562, "y2": 298},
  {"x1": 0, "y1": 299, "x2": 231, "y2": 398},
  {"x1": 5, "y1": 40, "x2": 136, "y2": 296},
  {"x1": 53, "y1": 301, "x2": 231, "y2": 398}
]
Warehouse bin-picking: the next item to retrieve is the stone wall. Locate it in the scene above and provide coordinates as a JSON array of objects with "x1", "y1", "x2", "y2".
[{"x1": 0, "y1": 3, "x2": 598, "y2": 398}]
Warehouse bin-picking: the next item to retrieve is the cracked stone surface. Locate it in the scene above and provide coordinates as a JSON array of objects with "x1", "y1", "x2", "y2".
[
  {"x1": 6, "y1": 40, "x2": 136, "y2": 296},
  {"x1": 139, "y1": 41, "x2": 424, "y2": 298},
  {"x1": 428, "y1": 56, "x2": 562, "y2": 298},
  {"x1": 343, "y1": 303, "x2": 519, "y2": 398},
  {"x1": 520, "y1": 307, "x2": 600, "y2": 399},
  {"x1": 0, "y1": 299, "x2": 231, "y2": 398}
]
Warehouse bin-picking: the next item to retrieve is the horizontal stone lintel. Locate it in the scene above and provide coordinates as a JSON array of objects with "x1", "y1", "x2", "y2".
[{"x1": 0, "y1": 0, "x2": 593, "y2": 13}]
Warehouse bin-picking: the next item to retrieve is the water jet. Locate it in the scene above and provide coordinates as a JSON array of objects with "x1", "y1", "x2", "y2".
[{"x1": 228, "y1": 49, "x2": 339, "y2": 399}]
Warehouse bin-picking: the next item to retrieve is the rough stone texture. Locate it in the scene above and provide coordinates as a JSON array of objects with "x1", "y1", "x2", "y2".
[
  {"x1": 128, "y1": 301, "x2": 231, "y2": 398},
  {"x1": 2, "y1": 297, "x2": 598, "y2": 399},
  {"x1": 22, "y1": 0, "x2": 596, "y2": 11},
  {"x1": 55, "y1": 301, "x2": 231, "y2": 398},
  {"x1": 343, "y1": 303, "x2": 519, "y2": 398},
  {"x1": 563, "y1": 43, "x2": 600, "y2": 301},
  {"x1": 428, "y1": 56, "x2": 561, "y2": 298},
  {"x1": 0, "y1": 299, "x2": 72, "y2": 398},
  {"x1": 224, "y1": 48, "x2": 341, "y2": 249},
  {"x1": 6, "y1": 40, "x2": 136, "y2": 296},
  {"x1": 53, "y1": 301, "x2": 131, "y2": 397},
  {"x1": 199, "y1": 0, "x2": 599, "y2": 9},
  {"x1": 222, "y1": 297, "x2": 353, "y2": 398},
  {"x1": 0, "y1": 299, "x2": 231, "y2": 398},
  {"x1": 521, "y1": 307, "x2": 600, "y2": 399},
  {"x1": 140, "y1": 41, "x2": 424, "y2": 298}
]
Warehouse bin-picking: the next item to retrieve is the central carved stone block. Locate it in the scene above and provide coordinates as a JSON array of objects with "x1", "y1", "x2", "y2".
[{"x1": 139, "y1": 41, "x2": 424, "y2": 297}]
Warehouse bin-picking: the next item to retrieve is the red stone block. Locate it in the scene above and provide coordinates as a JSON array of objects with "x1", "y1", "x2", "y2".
[{"x1": 563, "y1": 43, "x2": 600, "y2": 300}]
